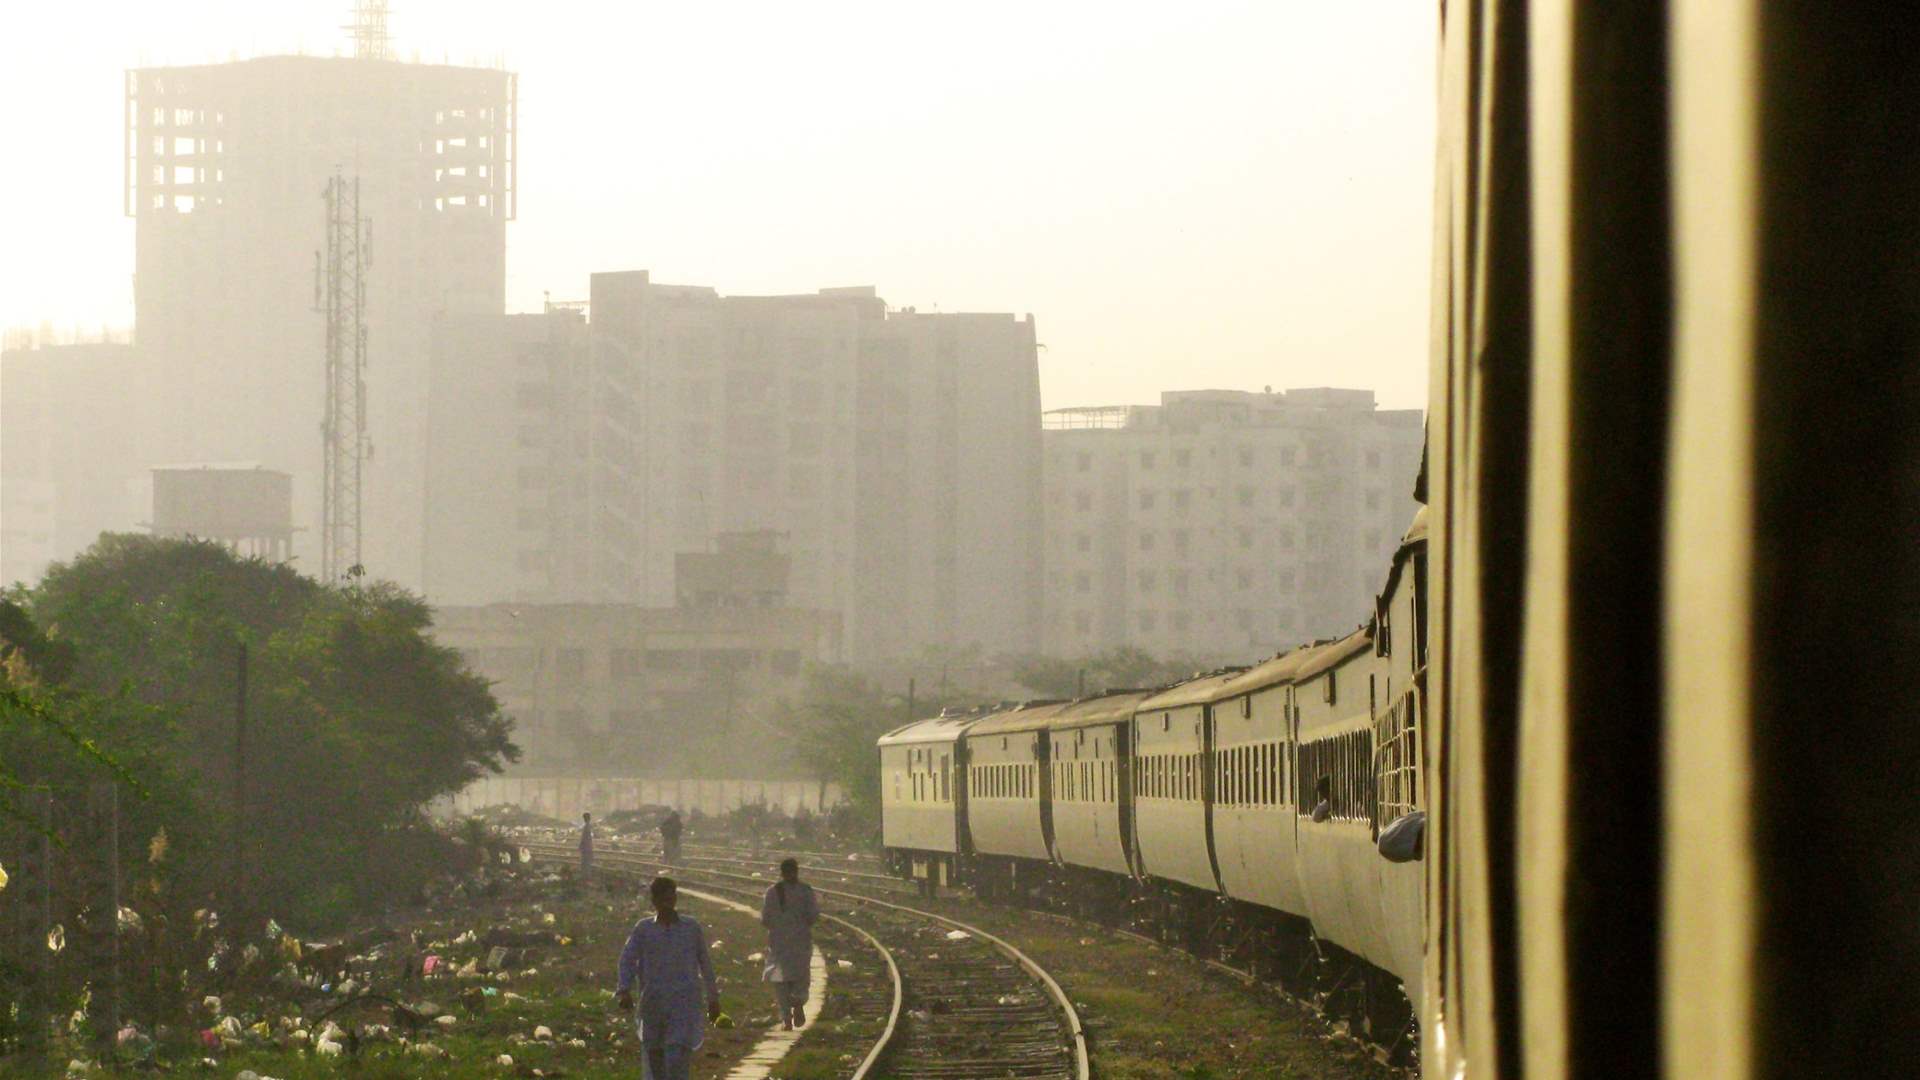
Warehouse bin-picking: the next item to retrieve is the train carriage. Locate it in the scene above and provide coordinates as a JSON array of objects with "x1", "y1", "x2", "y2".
[
  {"x1": 1209, "y1": 651, "x2": 1314, "y2": 918},
  {"x1": 1044, "y1": 691, "x2": 1149, "y2": 878},
  {"x1": 877, "y1": 710, "x2": 979, "y2": 889},
  {"x1": 1292, "y1": 629, "x2": 1404, "y2": 976},
  {"x1": 1131, "y1": 670, "x2": 1242, "y2": 894},
  {"x1": 962, "y1": 701, "x2": 1067, "y2": 893}
]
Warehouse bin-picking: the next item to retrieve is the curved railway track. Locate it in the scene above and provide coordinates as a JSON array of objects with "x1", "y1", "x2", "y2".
[
  {"x1": 534, "y1": 833, "x2": 1409, "y2": 1070},
  {"x1": 525, "y1": 841, "x2": 1089, "y2": 1080}
]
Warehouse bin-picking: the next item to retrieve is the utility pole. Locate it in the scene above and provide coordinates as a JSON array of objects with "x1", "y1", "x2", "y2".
[
  {"x1": 316, "y1": 171, "x2": 371, "y2": 583},
  {"x1": 233, "y1": 641, "x2": 248, "y2": 911}
]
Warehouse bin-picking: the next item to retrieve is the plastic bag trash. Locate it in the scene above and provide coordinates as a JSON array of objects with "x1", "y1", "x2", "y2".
[
  {"x1": 943, "y1": 930, "x2": 970, "y2": 941},
  {"x1": 747, "y1": 951, "x2": 764, "y2": 962},
  {"x1": 422, "y1": 954, "x2": 444, "y2": 975},
  {"x1": 454, "y1": 930, "x2": 477, "y2": 945},
  {"x1": 836, "y1": 959, "x2": 854, "y2": 969},
  {"x1": 235, "y1": 1072, "x2": 261, "y2": 1080},
  {"x1": 338, "y1": 978, "x2": 358, "y2": 996},
  {"x1": 498, "y1": 851, "x2": 512, "y2": 865},
  {"x1": 496, "y1": 1055, "x2": 514, "y2": 1067},
  {"x1": 202, "y1": 995, "x2": 221, "y2": 1014},
  {"x1": 1376, "y1": 811, "x2": 1427, "y2": 864},
  {"x1": 541, "y1": 913, "x2": 556, "y2": 925},
  {"x1": 710, "y1": 940, "x2": 723, "y2": 949},
  {"x1": 486, "y1": 945, "x2": 510, "y2": 969},
  {"x1": 519, "y1": 847, "x2": 532, "y2": 863},
  {"x1": 315, "y1": 1037, "x2": 342, "y2": 1057},
  {"x1": 533, "y1": 1025, "x2": 553, "y2": 1040},
  {"x1": 215, "y1": 1016, "x2": 243, "y2": 1038},
  {"x1": 116, "y1": 906, "x2": 142, "y2": 933},
  {"x1": 64, "y1": 1060, "x2": 91, "y2": 1077},
  {"x1": 47, "y1": 924, "x2": 65, "y2": 952},
  {"x1": 0, "y1": 860, "x2": 8, "y2": 891},
  {"x1": 435, "y1": 1015, "x2": 457, "y2": 1027},
  {"x1": 568, "y1": 1037, "x2": 589, "y2": 1047}
]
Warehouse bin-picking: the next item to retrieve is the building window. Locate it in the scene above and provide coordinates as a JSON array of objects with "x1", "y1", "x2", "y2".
[
  {"x1": 1172, "y1": 569, "x2": 1190, "y2": 594},
  {"x1": 1073, "y1": 611, "x2": 1093, "y2": 633},
  {"x1": 1140, "y1": 532, "x2": 1156, "y2": 552},
  {"x1": 1172, "y1": 611, "x2": 1191, "y2": 631},
  {"x1": 1138, "y1": 570, "x2": 1157, "y2": 592},
  {"x1": 1075, "y1": 532, "x2": 1091, "y2": 553},
  {"x1": 1279, "y1": 527, "x2": 1296, "y2": 550},
  {"x1": 1075, "y1": 572, "x2": 1091, "y2": 593},
  {"x1": 1173, "y1": 529, "x2": 1190, "y2": 556},
  {"x1": 1173, "y1": 489, "x2": 1192, "y2": 510},
  {"x1": 1237, "y1": 487, "x2": 1255, "y2": 507},
  {"x1": 1138, "y1": 611, "x2": 1157, "y2": 632},
  {"x1": 1281, "y1": 447, "x2": 1297, "y2": 465},
  {"x1": 1140, "y1": 451, "x2": 1156, "y2": 470},
  {"x1": 1366, "y1": 489, "x2": 1382, "y2": 509},
  {"x1": 1237, "y1": 569, "x2": 1254, "y2": 589},
  {"x1": 1075, "y1": 491, "x2": 1093, "y2": 512},
  {"x1": 1238, "y1": 447, "x2": 1254, "y2": 467},
  {"x1": 1238, "y1": 528, "x2": 1253, "y2": 549},
  {"x1": 557, "y1": 648, "x2": 586, "y2": 680},
  {"x1": 610, "y1": 648, "x2": 643, "y2": 677},
  {"x1": 1280, "y1": 487, "x2": 1296, "y2": 507},
  {"x1": 1077, "y1": 452, "x2": 1091, "y2": 473},
  {"x1": 1175, "y1": 448, "x2": 1192, "y2": 468},
  {"x1": 1367, "y1": 449, "x2": 1382, "y2": 469},
  {"x1": 1139, "y1": 490, "x2": 1156, "y2": 510}
]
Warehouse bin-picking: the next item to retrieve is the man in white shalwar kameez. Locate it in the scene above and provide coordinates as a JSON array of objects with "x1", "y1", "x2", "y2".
[
  {"x1": 617, "y1": 876, "x2": 720, "y2": 1080},
  {"x1": 760, "y1": 857, "x2": 819, "y2": 1029}
]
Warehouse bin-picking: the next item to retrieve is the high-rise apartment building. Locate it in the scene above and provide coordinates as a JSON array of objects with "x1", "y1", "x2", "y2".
[
  {"x1": 126, "y1": 55, "x2": 514, "y2": 587},
  {"x1": 426, "y1": 272, "x2": 1044, "y2": 660},
  {"x1": 0, "y1": 342, "x2": 158, "y2": 587},
  {"x1": 1041, "y1": 388, "x2": 1423, "y2": 663}
]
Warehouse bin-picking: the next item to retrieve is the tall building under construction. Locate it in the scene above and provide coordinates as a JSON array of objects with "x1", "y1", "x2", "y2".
[{"x1": 126, "y1": 51, "x2": 514, "y2": 585}]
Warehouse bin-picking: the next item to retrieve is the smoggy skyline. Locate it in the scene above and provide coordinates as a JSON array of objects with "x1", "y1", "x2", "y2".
[{"x1": 0, "y1": 1, "x2": 1436, "y2": 411}]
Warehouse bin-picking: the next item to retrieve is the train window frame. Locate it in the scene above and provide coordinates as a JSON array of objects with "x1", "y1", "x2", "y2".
[
  {"x1": 1324, "y1": 670, "x2": 1337, "y2": 705},
  {"x1": 1241, "y1": 695, "x2": 1252, "y2": 719}
]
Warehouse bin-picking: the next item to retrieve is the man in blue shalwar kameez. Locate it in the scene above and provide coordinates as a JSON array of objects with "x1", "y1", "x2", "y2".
[{"x1": 617, "y1": 876, "x2": 721, "y2": 1080}]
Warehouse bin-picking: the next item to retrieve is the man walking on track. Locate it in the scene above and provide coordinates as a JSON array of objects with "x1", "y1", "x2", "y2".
[
  {"x1": 760, "y1": 857, "x2": 819, "y2": 1029},
  {"x1": 617, "y1": 875, "x2": 721, "y2": 1080},
  {"x1": 660, "y1": 808, "x2": 684, "y2": 865},
  {"x1": 578, "y1": 811, "x2": 594, "y2": 882}
]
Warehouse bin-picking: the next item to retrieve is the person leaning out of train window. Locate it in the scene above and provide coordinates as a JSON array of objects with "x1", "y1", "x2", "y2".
[{"x1": 1311, "y1": 776, "x2": 1333, "y2": 823}]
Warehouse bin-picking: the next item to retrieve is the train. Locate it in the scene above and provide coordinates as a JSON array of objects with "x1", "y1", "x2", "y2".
[
  {"x1": 878, "y1": 508, "x2": 1432, "y2": 1052},
  {"x1": 883, "y1": 6, "x2": 1920, "y2": 1078}
]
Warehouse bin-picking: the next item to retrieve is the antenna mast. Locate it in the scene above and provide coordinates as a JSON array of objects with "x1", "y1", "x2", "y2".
[{"x1": 319, "y1": 172, "x2": 371, "y2": 582}]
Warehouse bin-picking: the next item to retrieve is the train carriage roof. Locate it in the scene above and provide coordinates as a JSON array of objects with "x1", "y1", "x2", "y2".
[
  {"x1": 1046, "y1": 689, "x2": 1158, "y2": 731},
  {"x1": 966, "y1": 699, "x2": 1072, "y2": 736},
  {"x1": 1293, "y1": 627, "x2": 1374, "y2": 682},
  {"x1": 877, "y1": 711, "x2": 986, "y2": 748},
  {"x1": 1139, "y1": 668, "x2": 1248, "y2": 711}
]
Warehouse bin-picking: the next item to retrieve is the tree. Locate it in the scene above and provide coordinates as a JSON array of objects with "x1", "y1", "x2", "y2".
[
  {"x1": 18, "y1": 534, "x2": 517, "y2": 925},
  {"x1": 1011, "y1": 647, "x2": 1204, "y2": 699}
]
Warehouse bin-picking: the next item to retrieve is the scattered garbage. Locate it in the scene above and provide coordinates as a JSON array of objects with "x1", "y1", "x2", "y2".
[
  {"x1": 944, "y1": 930, "x2": 971, "y2": 941},
  {"x1": 47, "y1": 924, "x2": 65, "y2": 953},
  {"x1": 497, "y1": 1054, "x2": 515, "y2": 1066},
  {"x1": 0, "y1": 860, "x2": 7, "y2": 891},
  {"x1": 836, "y1": 958, "x2": 855, "y2": 969}
]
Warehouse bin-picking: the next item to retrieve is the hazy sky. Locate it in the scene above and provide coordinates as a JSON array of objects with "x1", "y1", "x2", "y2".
[{"x1": 0, "y1": 2, "x2": 1436, "y2": 411}]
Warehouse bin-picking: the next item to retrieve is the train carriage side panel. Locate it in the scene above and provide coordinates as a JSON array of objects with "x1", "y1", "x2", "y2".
[
  {"x1": 878, "y1": 715, "x2": 976, "y2": 876},
  {"x1": 1045, "y1": 691, "x2": 1149, "y2": 877},
  {"x1": 1134, "y1": 672, "x2": 1240, "y2": 894},
  {"x1": 963, "y1": 702, "x2": 1066, "y2": 864},
  {"x1": 1373, "y1": 513, "x2": 1429, "y2": 1005},
  {"x1": 1293, "y1": 632, "x2": 1405, "y2": 976},
  {"x1": 1211, "y1": 651, "x2": 1315, "y2": 917}
]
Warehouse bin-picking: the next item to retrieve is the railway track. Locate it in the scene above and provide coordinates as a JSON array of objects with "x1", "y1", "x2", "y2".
[{"x1": 525, "y1": 842, "x2": 1088, "y2": 1080}]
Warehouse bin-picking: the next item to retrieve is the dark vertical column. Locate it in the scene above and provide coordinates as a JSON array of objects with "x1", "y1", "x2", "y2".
[
  {"x1": 1561, "y1": 1, "x2": 1672, "y2": 1074},
  {"x1": 1752, "y1": 6, "x2": 1920, "y2": 1074}
]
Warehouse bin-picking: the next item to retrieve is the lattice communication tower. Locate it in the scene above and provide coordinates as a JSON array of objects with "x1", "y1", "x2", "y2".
[
  {"x1": 316, "y1": 173, "x2": 372, "y2": 581},
  {"x1": 347, "y1": 1, "x2": 393, "y2": 61}
]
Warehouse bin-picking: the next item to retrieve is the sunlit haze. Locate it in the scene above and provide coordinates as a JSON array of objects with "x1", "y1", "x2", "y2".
[{"x1": 0, "y1": 1, "x2": 1436, "y2": 411}]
